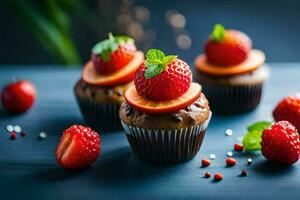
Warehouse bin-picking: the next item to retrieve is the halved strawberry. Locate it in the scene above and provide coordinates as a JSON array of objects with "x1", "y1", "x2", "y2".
[
  {"x1": 134, "y1": 49, "x2": 192, "y2": 101},
  {"x1": 56, "y1": 125, "x2": 100, "y2": 169},
  {"x1": 91, "y1": 33, "x2": 136, "y2": 74},
  {"x1": 82, "y1": 51, "x2": 144, "y2": 86},
  {"x1": 195, "y1": 49, "x2": 265, "y2": 76},
  {"x1": 125, "y1": 83, "x2": 201, "y2": 114},
  {"x1": 204, "y1": 24, "x2": 252, "y2": 66}
]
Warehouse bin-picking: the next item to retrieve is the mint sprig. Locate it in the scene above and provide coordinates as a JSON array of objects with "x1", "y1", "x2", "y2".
[
  {"x1": 92, "y1": 33, "x2": 134, "y2": 62},
  {"x1": 144, "y1": 49, "x2": 177, "y2": 79},
  {"x1": 242, "y1": 121, "x2": 272, "y2": 151},
  {"x1": 211, "y1": 23, "x2": 226, "y2": 42}
]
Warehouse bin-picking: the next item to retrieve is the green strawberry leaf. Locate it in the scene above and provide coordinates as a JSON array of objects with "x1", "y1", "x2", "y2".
[
  {"x1": 92, "y1": 33, "x2": 134, "y2": 62},
  {"x1": 144, "y1": 49, "x2": 177, "y2": 79},
  {"x1": 242, "y1": 130, "x2": 263, "y2": 151},
  {"x1": 212, "y1": 23, "x2": 226, "y2": 42},
  {"x1": 247, "y1": 121, "x2": 272, "y2": 132}
]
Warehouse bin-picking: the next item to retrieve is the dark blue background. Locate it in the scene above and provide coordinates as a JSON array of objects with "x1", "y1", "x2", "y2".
[{"x1": 1, "y1": 0, "x2": 300, "y2": 65}]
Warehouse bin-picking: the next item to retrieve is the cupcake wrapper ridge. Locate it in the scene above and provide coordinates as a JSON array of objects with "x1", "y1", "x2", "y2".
[
  {"x1": 75, "y1": 96, "x2": 122, "y2": 132},
  {"x1": 121, "y1": 112, "x2": 211, "y2": 164}
]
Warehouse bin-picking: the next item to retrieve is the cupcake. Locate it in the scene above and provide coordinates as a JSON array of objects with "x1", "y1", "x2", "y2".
[
  {"x1": 74, "y1": 33, "x2": 144, "y2": 132},
  {"x1": 194, "y1": 24, "x2": 270, "y2": 114},
  {"x1": 119, "y1": 49, "x2": 211, "y2": 164}
]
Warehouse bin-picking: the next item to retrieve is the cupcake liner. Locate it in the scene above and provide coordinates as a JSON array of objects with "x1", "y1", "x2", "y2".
[
  {"x1": 202, "y1": 83, "x2": 263, "y2": 114},
  {"x1": 121, "y1": 112, "x2": 211, "y2": 164},
  {"x1": 75, "y1": 95, "x2": 122, "y2": 132}
]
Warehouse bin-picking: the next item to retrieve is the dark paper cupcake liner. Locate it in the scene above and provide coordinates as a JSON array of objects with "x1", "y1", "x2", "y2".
[
  {"x1": 75, "y1": 95, "x2": 122, "y2": 132},
  {"x1": 121, "y1": 113, "x2": 211, "y2": 164},
  {"x1": 201, "y1": 83, "x2": 263, "y2": 114}
]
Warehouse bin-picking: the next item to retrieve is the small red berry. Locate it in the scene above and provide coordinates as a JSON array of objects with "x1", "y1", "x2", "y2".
[
  {"x1": 240, "y1": 170, "x2": 248, "y2": 177},
  {"x1": 10, "y1": 131, "x2": 17, "y2": 140},
  {"x1": 226, "y1": 158, "x2": 236, "y2": 166},
  {"x1": 214, "y1": 173, "x2": 223, "y2": 181},
  {"x1": 1, "y1": 80, "x2": 36, "y2": 113},
  {"x1": 201, "y1": 159, "x2": 211, "y2": 167},
  {"x1": 261, "y1": 121, "x2": 300, "y2": 164},
  {"x1": 234, "y1": 144, "x2": 244, "y2": 151},
  {"x1": 204, "y1": 172, "x2": 211, "y2": 178}
]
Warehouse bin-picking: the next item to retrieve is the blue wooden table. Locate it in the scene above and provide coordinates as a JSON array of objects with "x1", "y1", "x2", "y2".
[{"x1": 0, "y1": 64, "x2": 299, "y2": 200}]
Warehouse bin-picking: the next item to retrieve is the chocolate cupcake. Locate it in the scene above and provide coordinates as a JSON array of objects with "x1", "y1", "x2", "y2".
[
  {"x1": 194, "y1": 24, "x2": 269, "y2": 114},
  {"x1": 120, "y1": 49, "x2": 211, "y2": 164},
  {"x1": 74, "y1": 33, "x2": 144, "y2": 132}
]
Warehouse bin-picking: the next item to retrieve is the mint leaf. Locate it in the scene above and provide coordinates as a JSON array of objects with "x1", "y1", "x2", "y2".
[
  {"x1": 163, "y1": 55, "x2": 177, "y2": 64},
  {"x1": 242, "y1": 130, "x2": 263, "y2": 151},
  {"x1": 92, "y1": 33, "x2": 134, "y2": 62},
  {"x1": 144, "y1": 63, "x2": 164, "y2": 79},
  {"x1": 144, "y1": 49, "x2": 177, "y2": 79},
  {"x1": 247, "y1": 121, "x2": 272, "y2": 132},
  {"x1": 212, "y1": 23, "x2": 226, "y2": 42}
]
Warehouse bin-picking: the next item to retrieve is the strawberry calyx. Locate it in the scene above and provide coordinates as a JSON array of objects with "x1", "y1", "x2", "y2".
[
  {"x1": 211, "y1": 23, "x2": 226, "y2": 43},
  {"x1": 92, "y1": 33, "x2": 134, "y2": 63},
  {"x1": 144, "y1": 49, "x2": 177, "y2": 79}
]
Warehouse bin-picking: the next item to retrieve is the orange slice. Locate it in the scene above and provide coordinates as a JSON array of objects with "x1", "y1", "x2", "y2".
[
  {"x1": 194, "y1": 49, "x2": 265, "y2": 76},
  {"x1": 82, "y1": 51, "x2": 144, "y2": 86},
  {"x1": 125, "y1": 83, "x2": 201, "y2": 114}
]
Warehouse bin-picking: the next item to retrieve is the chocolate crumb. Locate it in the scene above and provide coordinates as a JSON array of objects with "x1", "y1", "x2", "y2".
[
  {"x1": 172, "y1": 113, "x2": 183, "y2": 122},
  {"x1": 125, "y1": 105, "x2": 133, "y2": 116}
]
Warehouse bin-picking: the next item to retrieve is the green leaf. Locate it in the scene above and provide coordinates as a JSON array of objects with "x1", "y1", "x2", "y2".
[
  {"x1": 247, "y1": 121, "x2": 272, "y2": 132},
  {"x1": 144, "y1": 49, "x2": 177, "y2": 79},
  {"x1": 146, "y1": 49, "x2": 165, "y2": 62},
  {"x1": 92, "y1": 34, "x2": 134, "y2": 62},
  {"x1": 242, "y1": 130, "x2": 263, "y2": 151},
  {"x1": 212, "y1": 23, "x2": 226, "y2": 42},
  {"x1": 144, "y1": 63, "x2": 164, "y2": 79}
]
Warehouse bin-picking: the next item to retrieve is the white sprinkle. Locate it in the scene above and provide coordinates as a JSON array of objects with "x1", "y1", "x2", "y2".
[
  {"x1": 6, "y1": 125, "x2": 14, "y2": 132},
  {"x1": 14, "y1": 125, "x2": 22, "y2": 133},
  {"x1": 209, "y1": 154, "x2": 216, "y2": 160},
  {"x1": 39, "y1": 132, "x2": 47, "y2": 139},
  {"x1": 225, "y1": 129, "x2": 233, "y2": 136},
  {"x1": 237, "y1": 137, "x2": 243, "y2": 142},
  {"x1": 247, "y1": 158, "x2": 253, "y2": 165},
  {"x1": 227, "y1": 151, "x2": 233, "y2": 157}
]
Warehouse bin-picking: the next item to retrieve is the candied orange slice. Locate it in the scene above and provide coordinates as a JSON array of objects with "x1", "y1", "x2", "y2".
[
  {"x1": 125, "y1": 83, "x2": 201, "y2": 114},
  {"x1": 82, "y1": 51, "x2": 144, "y2": 86},
  {"x1": 195, "y1": 50, "x2": 265, "y2": 76}
]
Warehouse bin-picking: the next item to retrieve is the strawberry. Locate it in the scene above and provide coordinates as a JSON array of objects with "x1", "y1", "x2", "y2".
[
  {"x1": 91, "y1": 33, "x2": 136, "y2": 74},
  {"x1": 134, "y1": 49, "x2": 192, "y2": 101},
  {"x1": 273, "y1": 94, "x2": 300, "y2": 131},
  {"x1": 204, "y1": 24, "x2": 252, "y2": 66},
  {"x1": 1, "y1": 80, "x2": 36, "y2": 113},
  {"x1": 261, "y1": 121, "x2": 300, "y2": 165},
  {"x1": 56, "y1": 125, "x2": 100, "y2": 169}
]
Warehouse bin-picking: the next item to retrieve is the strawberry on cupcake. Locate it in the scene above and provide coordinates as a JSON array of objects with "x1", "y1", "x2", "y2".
[
  {"x1": 194, "y1": 24, "x2": 269, "y2": 114},
  {"x1": 119, "y1": 49, "x2": 212, "y2": 164},
  {"x1": 74, "y1": 33, "x2": 144, "y2": 132}
]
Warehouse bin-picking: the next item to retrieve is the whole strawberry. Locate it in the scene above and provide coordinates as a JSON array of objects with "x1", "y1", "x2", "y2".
[
  {"x1": 135, "y1": 49, "x2": 192, "y2": 101},
  {"x1": 91, "y1": 33, "x2": 136, "y2": 74},
  {"x1": 204, "y1": 24, "x2": 252, "y2": 66},
  {"x1": 56, "y1": 125, "x2": 100, "y2": 169},
  {"x1": 261, "y1": 121, "x2": 300, "y2": 165},
  {"x1": 273, "y1": 94, "x2": 300, "y2": 131}
]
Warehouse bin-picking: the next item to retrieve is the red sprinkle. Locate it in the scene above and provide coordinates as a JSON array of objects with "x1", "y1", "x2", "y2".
[
  {"x1": 201, "y1": 159, "x2": 211, "y2": 167},
  {"x1": 226, "y1": 158, "x2": 236, "y2": 166},
  {"x1": 214, "y1": 173, "x2": 223, "y2": 181},
  {"x1": 241, "y1": 170, "x2": 248, "y2": 177},
  {"x1": 21, "y1": 131, "x2": 27, "y2": 137},
  {"x1": 10, "y1": 131, "x2": 17, "y2": 140},
  {"x1": 234, "y1": 144, "x2": 244, "y2": 151},
  {"x1": 204, "y1": 172, "x2": 211, "y2": 178}
]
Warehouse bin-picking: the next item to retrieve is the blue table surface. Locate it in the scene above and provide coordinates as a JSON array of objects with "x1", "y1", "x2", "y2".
[{"x1": 0, "y1": 64, "x2": 299, "y2": 200}]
